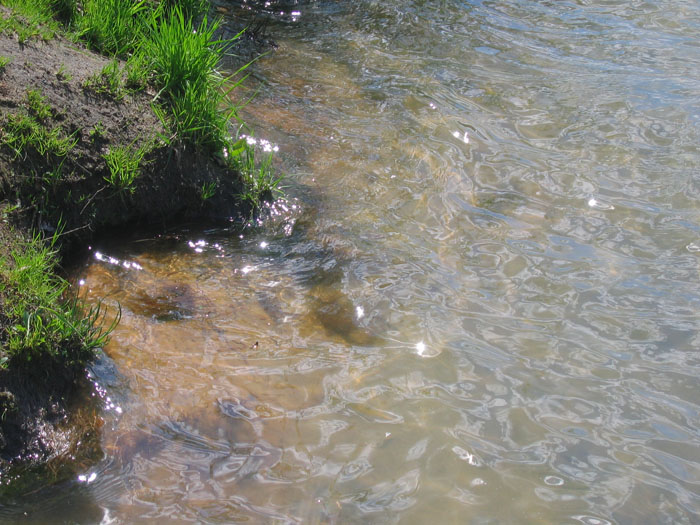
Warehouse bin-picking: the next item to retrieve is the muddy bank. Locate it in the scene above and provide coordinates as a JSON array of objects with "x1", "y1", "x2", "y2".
[{"x1": 0, "y1": 22, "x2": 248, "y2": 484}]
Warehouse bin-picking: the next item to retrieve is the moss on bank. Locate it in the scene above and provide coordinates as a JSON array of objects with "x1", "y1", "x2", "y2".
[{"x1": 0, "y1": 0, "x2": 279, "y2": 483}]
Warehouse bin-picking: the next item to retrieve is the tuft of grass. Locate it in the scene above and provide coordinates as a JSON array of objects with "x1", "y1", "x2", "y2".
[
  {"x1": 0, "y1": 0, "x2": 60, "y2": 42},
  {"x1": 55, "y1": 63, "x2": 71, "y2": 81},
  {"x1": 145, "y1": 6, "x2": 242, "y2": 151},
  {"x1": 88, "y1": 120, "x2": 106, "y2": 142},
  {"x1": 0, "y1": 91, "x2": 77, "y2": 193},
  {"x1": 0, "y1": 232, "x2": 119, "y2": 372},
  {"x1": 103, "y1": 142, "x2": 149, "y2": 193},
  {"x1": 2, "y1": 112, "x2": 77, "y2": 160},
  {"x1": 124, "y1": 52, "x2": 149, "y2": 90},
  {"x1": 236, "y1": 140, "x2": 283, "y2": 207},
  {"x1": 78, "y1": 0, "x2": 148, "y2": 57},
  {"x1": 0, "y1": 55, "x2": 10, "y2": 71},
  {"x1": 41, "y1": 160, "x2": 67, "y2": 187},
  {"x1": 146, "y1": 7, "x2": 222, "y2": 97},
  {"x1": 199, "y1": 181, "x2": 217, "y2": 201},
  {"x1": 82, "y1": 59, "x2": 125, "y2": 99},
  {"x1": 25, "y1": 89, "x2": 52, "y2": 121}
]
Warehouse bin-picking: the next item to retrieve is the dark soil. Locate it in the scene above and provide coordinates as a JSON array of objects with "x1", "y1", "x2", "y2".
[{"x1": 0, "y1": 24, "x2": 248, "y2": 484}]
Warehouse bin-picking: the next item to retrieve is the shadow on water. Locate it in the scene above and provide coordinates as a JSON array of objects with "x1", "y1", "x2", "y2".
[
  {"x1": 0, "y1": 354, "x2": 128, "y2": 522},
  {"x1": 43, "y1": 194, "x2": 383, "y2": 521},
  {"x1": 80, "y1": 187, "x2": 383, "y2": 345}
]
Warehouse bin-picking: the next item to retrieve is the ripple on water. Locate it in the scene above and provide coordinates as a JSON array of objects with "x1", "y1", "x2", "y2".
[{"x1": 46, "y1": 0, "x2": 700, "y2": 522}]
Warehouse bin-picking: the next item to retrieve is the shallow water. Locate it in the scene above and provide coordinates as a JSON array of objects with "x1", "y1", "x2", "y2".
[{"x1": 11, "y1": 0, "x2": 700, "y2": 522}]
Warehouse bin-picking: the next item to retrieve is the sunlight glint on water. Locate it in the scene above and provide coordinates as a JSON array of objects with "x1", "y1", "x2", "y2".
[{"x1": 25, "y1": 0, "x2": 700, "y2": 522}]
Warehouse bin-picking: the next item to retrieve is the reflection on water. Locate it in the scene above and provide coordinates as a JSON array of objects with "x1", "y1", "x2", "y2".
[{"x1": 14, "y1": 0, "x2": 700, "y2": 522}]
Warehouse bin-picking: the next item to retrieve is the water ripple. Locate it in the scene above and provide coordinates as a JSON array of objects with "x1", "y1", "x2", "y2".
[{"x1": 53, "y1": 0, "x2": 700, "y2": 522}]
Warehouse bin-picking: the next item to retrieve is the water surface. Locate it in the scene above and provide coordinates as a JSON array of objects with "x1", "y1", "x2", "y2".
[{"x1": 15, "y1": 0, "x2": 700, "y2": 522}]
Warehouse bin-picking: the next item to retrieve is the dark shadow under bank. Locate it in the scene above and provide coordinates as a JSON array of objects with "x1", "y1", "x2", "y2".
[{"x1": 0, "y1": 353, "x2": 125, "y2": 524}]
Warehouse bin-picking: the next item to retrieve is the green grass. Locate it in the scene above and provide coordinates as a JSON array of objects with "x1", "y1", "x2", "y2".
[
  {"x1": 55, "y1": 62, "x2": 71, "y2": 81},
  {"x1": 103, "y1": 142, "x2": 149, "y2": 193},
  {"x1": 0, "y1": 231, "x2": 118, "y2": 372},
  {"x1": 146, "y1": 8, "x2": 222, "y2": 98},
  {"x1": 82, "y1": 59, "x2": 125, "y2": 99},
  {"x1": 236, "y1": 140, "x2": 283, "y2": 207},
  {"x1": 88, "y1": 121, "x2": 106, "y2": 142},
  {"x1": 199, "y1": 180, "x2": 217, "y2": 201},
  {"x1": 1, "y1": 91, "x2": 76, "y2": 160},
  {"x1": 144, "y1": 7, "x2": 246, "y2": 151},
  {"x1": 0, "y1": 91, "x2": 78, "y2": 201},
  {"x1": 66, "y1": 2, "x2": 249, "y2": 155},
  {"x1": 2, "y1": 0, "x2": 281, "y2": 208},
  {"x1": 0, "y1": 0, "x2": 61, "y2": 42},
  {"x1": 0, "y1": 55, "x2": 9, "y2": 71},
  {"x1": 124, "y1": 52, "x2": 149, "y2": 90},
  {"x1": 25, "y1": 88, "x2": 52, "y2": 120},
  {"x1": 2, "y1": 112, "x2": 76, "y2": 159},
  {"x1": 79, "y1": 0, "x2": 148, "y2": 57}
]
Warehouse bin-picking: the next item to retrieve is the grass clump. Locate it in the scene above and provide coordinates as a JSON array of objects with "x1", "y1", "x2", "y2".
[
  {"x1": 55, "y1": 62, "x2": 71, "y2": 81},
  {"x1": 103, "y1": 142, "x2": 150, "y2": 193},
  {"x1": 199, "y1": 181, "x2": 217, "y2": 201},
  {"x1": 0, "y1": 55, "x2": 9, "y2": 71},
  {"x1": 79, "y1": 0, "x2": 147, "y2": 57},
  {"x1": 0, "y1": 91, "x2": 77, "y2": 205},
  {"x1": 25, "y1": 88, "x2": 52, "y2": 120},
  {"x1": 144, "y1": 6, "x2": 244, "y2": 152},
  {"x1": 146, "y1": 7, "x2": 221, "y2": 97},
  {"x1": 2, "y1": 110, "x2": 76, "y2": 160},
  {"x1": 236, "y1": 141, "x2": 283, "y2": 207},
  {"x1": 88, "y1": 121, "x2": 106, "y2": 142},
  {"x1": 0, "y1": 0, "x2": 61, "y2": 42},
  {"x1": 0, "y1": 232, "x2": 117, "y2": 372},
  {"x1": 1, "y1": 90, "x2": 76, "y2": 160},
  {"x1": 82, "y1": 59, "x2": 125, "y2": 99},
  {"x1": 123, "y1": 52, "x2": 149, "y2": 90}
]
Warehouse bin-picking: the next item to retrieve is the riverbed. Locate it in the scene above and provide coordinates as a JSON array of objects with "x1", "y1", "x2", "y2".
[{"x1": 9, "y1": 0, "x2": 700, "y2": 522}]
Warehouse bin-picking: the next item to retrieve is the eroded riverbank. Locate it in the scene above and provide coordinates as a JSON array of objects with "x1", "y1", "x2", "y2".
[{"x1": 0, "y1": 1, "x2": 258, "y2": 486}]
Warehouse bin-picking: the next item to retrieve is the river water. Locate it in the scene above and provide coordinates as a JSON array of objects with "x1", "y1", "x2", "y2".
[{"x1": 12, "y1": 0, "x2": 700, "y2": 522}]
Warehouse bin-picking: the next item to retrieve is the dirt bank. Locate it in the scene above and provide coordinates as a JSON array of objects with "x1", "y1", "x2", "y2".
[{"x1": 0, "y1": 28, "x2": 247, "y2": 252}]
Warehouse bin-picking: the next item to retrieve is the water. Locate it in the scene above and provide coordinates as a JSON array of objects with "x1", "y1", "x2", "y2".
[{"x1": 10, "y1": 0, "x2": 700, "y2": 522}]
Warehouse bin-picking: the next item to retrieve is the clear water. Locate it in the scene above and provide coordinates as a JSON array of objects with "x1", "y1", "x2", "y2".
[{"x1": 9, "y1": 0, "x2": 700, "y2": 522}]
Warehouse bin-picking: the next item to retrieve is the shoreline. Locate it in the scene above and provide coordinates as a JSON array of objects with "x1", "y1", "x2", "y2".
[{"x1": 0, "y1": 2, "x2": 267, "y2": 488}]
